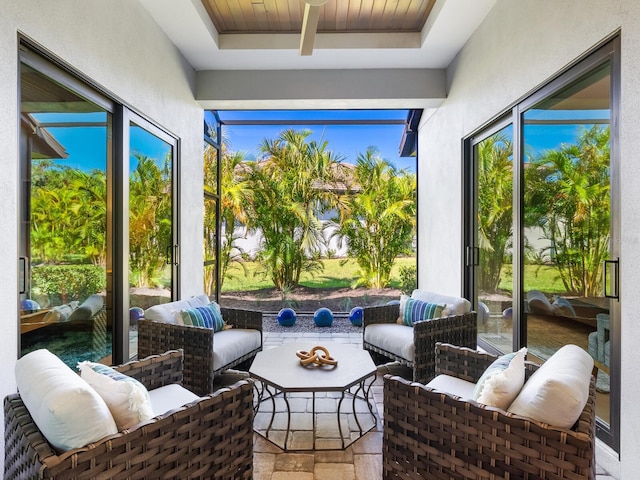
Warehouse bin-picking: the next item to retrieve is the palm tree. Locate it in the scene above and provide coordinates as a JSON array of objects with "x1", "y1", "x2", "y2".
[
  {"x1": 332, "y1": 148, "x2": 416, "y2": 289},
  {"x1": 245, "y1": 129, "x2": 347, "y2": 290},
  {"x1": 525, "y1": 125, "x2": 610, "y2": 296},
  {"x1": 477, "y1": 133, "x2": 513, "y2": 293},
  {"x1": 129, "y1": 154, "x2": 172, "y2": 288}
]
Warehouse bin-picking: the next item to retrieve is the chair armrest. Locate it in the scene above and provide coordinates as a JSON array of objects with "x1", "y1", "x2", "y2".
[
  {"x1": 363, "y1": 303, "x2": 399, "y2": 328},
  {"x1": 113, "y1": 349, "x2": 184, "y2": 390},
  {"x1": 138, "y1": 320, "x2": 214, "y2": 395},
  {"x1": 220, "y1": 307, "x2": 263, "y2": 331},
  {"x1": 411, "y1": 312, "x2": 478, "y2": 383}
]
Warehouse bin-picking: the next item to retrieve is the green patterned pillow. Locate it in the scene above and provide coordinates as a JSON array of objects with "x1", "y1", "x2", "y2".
[
  {"x1": 176, "y1": 303, "x2": 224, "y2": 332},
  {"x1": 402, "y1": 297, "x2": 445, "y2": 326}
]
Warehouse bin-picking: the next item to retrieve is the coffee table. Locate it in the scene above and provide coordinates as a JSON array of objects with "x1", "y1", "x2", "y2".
[{"x1": 249, "y1": 342, "x2": 377, "y2": 451}]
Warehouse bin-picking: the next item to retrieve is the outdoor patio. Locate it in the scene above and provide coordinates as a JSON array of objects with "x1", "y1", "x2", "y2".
[{"x1": 216, "y1": 329, "x2": 619, "y2": 480}]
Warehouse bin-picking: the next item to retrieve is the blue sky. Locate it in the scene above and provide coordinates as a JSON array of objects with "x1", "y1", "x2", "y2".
[
  {"x1": 34, "y1": 108, "x2": 610, "y2": 173},
  {"x1": 214, "y1": 110, "x2": 416, "y2": 173}
]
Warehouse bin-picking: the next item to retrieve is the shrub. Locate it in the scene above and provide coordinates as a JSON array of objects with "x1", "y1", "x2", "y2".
[
  {"x1": 32, "y1": 265, "x2": 106, "y2": 305},
  {"x1": 398, "y1": 265, "x2": 417, "y2": 295}
]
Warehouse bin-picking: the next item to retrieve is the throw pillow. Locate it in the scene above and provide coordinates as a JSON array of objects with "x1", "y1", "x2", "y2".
[
  {"x1": 552, "y1": 296, "x2": 577, "y2": 318},
  {"x1": 402, "y1": 297, "x2": 445, "y2": 327},
  {"x1": 508, "y1": 344, "x2": 593, "y2": 429},
  {"x1": 175, "y1": 302, "x2": 225, "y2": 331},
  {"x1": 526, "y1": 290, "x2": 553, "y2": 315},
  {"x1": 472, "y1": 347, "x2": 527, "y2": 410},
  {"x1": 15, "y1": 349, "x2": 117, "y2": 451},
  {"x1": 397, "y1": 294, "x2": 410, "y2": 323},
  {"x1": 79, "y1": 361, "x2": 154, "y2": 430}
]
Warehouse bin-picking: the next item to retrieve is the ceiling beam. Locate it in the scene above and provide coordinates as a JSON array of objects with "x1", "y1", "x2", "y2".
[{"x1": 300, "y1": 2, "x2": 322, "y2": 56}]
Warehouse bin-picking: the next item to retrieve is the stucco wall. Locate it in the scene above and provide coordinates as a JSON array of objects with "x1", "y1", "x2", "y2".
[
  {"x1": 0, "y1": 0, "x2": 202, "y2": 466},
  {"x1": 418, "y1": 0, "x2": 640, "y2": 475}
]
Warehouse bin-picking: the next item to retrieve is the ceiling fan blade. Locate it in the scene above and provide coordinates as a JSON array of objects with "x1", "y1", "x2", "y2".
[{"x1": 299, "y1": 2, "x2": 322, "y2": 56}]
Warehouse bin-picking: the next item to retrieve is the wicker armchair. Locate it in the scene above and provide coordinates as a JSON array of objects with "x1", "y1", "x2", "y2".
[
  {"x1": 139, "y1": 306, "x2": 262, "y2": 395},
  {"x1": 383, "y1": 343, "x2": 596, "y2": 480},
  {"x1": 4, "y1": 350, "x2": 255, "y2": 480},
  {"x1": 363, "y1": 302, "x2": 477, "y2": 384}
]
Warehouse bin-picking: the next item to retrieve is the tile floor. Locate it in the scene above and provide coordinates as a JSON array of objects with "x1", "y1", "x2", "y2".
[{"x1": 238, "y1": 330, "x2": 618, "y2": 480}]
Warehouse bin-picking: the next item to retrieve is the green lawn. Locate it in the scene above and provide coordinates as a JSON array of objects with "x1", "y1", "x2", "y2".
[
  {"x1": 222, "y1": 257, "x2": 567, "y2": 294},
  {"x1": 498, "y1": 264, "x2": 568, "y2": 294},
  {"x1": 221, "y1": 257, "x2": 416, "y2": 292}
]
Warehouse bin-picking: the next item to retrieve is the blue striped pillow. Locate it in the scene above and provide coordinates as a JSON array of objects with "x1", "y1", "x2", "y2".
[
  {"x1": 402, "y1": 298, "x2": 445, "y2": 326},
  {"x1": 177, "y1": 303, "x2": 225, "y2": 332}
]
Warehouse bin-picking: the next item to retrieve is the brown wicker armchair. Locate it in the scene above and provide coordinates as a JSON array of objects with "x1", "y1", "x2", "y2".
[
  {"x1": 363, "y1": 303, "x2": 477, "y2": 384},
  {"x1": 139, "y1": 306, "x2": 262, "y2": 395},
  {"x1": 383, "y1": 343, "x2": 596, "y2": 480},
  {"x1": 4, "y1": 350, "x2": 255, "y2": 480}
]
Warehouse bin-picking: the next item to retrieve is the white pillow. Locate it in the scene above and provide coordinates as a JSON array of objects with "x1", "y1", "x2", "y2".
[
  {"x1": 79, "y1": 362, "x2": 154, "y2": 430},
  {"x1": 15, "y1": 349, "x2": 117, "y2": 451},
  {"x1": 398, "y1": 294, "x2": 410, "y2": 323},
  {"x1": 508, "y1": 344, "x2": 593, "y2": 429},
  {"x1": 473, "y1": 347, "x2": 527, "y2": 410},
  {"x1": 526, "y1": 290, "x2": 553, "y2": 315},
  {"x1": 552, "y1": 296, "x2": 577, "y2": 318}
]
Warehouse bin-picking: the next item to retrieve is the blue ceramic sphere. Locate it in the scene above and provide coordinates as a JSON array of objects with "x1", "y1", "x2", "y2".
[
  {"x1": 314, "y1": 307, "x2": 334, "y2": 327},
  {"x1": 21, "y1": 299, "x2": 40, "y2": 313},
  {"x1": 349, "y1": 306, "x2": 363, "y2": 326},
  {"x1": 129, "y1": 307, "x2": 145, "y2": 325},
  {"x1": 277, "y1": 308, "x2": 297, "y2": 327}
]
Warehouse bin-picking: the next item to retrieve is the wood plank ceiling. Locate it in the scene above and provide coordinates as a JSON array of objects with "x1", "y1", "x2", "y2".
[{"x1": 201, "y1": 0, "x2": 436, "y2": 34}]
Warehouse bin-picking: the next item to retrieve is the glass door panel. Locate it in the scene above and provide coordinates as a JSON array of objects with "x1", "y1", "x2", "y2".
[
  {"x1": 522, "y1": 63, "x2": 611, "y2": 425},
  {"x1": 128, "y1": 122, "x2": 174, "y2": 359},
  {"x1": 475, "y1": 126, "x2": 514, "y2": 353},
  {"x1": 20, "y1": 64, "x2": 112, "y2": 367}
]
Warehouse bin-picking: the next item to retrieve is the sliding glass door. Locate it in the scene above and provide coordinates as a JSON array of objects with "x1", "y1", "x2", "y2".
[
  {"x1": 464, "y1": 37, "x2": 620, "y2": 449},
  {"x1": 19, "y1": 41, "x2": 180, "y2": 366}
]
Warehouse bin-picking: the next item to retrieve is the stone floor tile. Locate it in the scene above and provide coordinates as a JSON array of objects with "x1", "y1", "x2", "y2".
[
  {"x1": 253, "y1": 453, "x2": 276, "y2": 479},
  {"x1": 314, "y1": 462, "x2": 356, "y2": 480},
  {"x1": 254, "y1": 434, "x2": 284, "y2": 454},
  {"x1": 271, "y1": 472, "x2": 315, "y2": 480},
  {"x1": 315, "y1": 448, "x2": 354, "y2": 463},
  {"x1": 354, "y1": 454, "x2": 382, "y2": 479},
  {"x1": 351, "y1": 431, "x2": 382, "y2": 454},
  {"x1": 273, "y1": 453, "x2": 315, "y2": 472}
]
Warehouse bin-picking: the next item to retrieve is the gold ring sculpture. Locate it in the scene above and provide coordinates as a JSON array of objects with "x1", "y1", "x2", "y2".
[{"x1": 296, "y1": 345, "x2": 338, "y2": 367}]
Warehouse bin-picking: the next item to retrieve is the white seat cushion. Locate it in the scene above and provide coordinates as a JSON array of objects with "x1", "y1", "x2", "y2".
[
  {"x1": 213, "y1": 329, "x2": 262, "y2": 371},
  {"x1": 145, "y1": 295, "x2": 211, "y2": 324},
  {"x1": 364, "y1": 323, "x2": 414, "y2": 362},
  {"x1": 411, "y1": 289, "x2": 471, "y2": 316},
  {"x1": 426, "y1": 374, "x2": 475, "y2": 399},
  {"x1": 148, "y1": 384, "x2": 201, "y2": 416}
]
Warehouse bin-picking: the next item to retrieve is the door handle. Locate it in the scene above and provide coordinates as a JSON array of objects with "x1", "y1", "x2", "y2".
[{"x1": 604, "y1": 259, "x2": 619, "y2": 299}]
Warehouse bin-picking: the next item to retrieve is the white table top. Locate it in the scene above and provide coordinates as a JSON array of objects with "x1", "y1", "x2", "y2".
[{"x1": 249, "y1": 342, "x2": 376, "y2": 392}]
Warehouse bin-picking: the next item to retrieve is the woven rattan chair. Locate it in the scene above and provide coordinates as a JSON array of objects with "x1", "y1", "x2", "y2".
[
  {"x1": 138, "y1": 306, "x2": 262, "y2": 395},
  {"x1": 383, "y1": 343, "x2": 596, "y2": 480},
  {"x1": 4, "y1": 350, "x2": 255, "y2": 480},
  {"x1": 363, "y1": 303, "x2": 477, "y2": 384}
]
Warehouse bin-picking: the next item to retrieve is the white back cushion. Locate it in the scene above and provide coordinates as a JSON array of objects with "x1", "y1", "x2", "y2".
[
  {"x1": 411, "y1": 289, "x2": 471, "y2": 316},
  {"x1": 508, "y1": 344, "x2": 593, "y2": 429},
  {"x1": 15, "y1": 349, "x2": 118, "y2": 451},
  {"x1": 145, "y1": 295, "x2": 211, "y2": 324}
]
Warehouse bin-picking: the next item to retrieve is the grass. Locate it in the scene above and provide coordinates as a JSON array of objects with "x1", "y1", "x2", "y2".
[
  {"x1": 221, "y1": 257, "x2": 416, "y2": 292},
  {"x1": 221, "y1": 257, "x2": 568, "y2": 294},
  {"x1": 498, "y1": 263, "x2": 568, "y2": 294}
]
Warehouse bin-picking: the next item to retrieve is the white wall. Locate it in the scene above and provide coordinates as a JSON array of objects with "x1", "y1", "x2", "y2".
[
  {"x1": 418, "y1": 0, "x2": 640, "y2": 476},
  {"x1": 0, "y1": 0, "x2": 203, "y2": 467}
]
